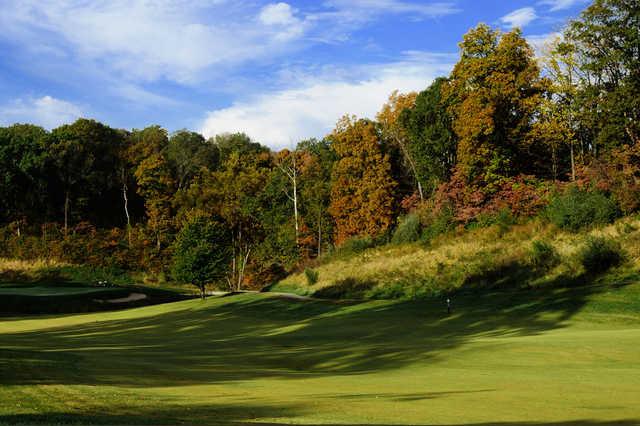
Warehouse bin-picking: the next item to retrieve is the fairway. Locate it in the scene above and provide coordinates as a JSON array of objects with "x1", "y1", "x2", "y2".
[
  {"x1": 1, "y1": 283, "x2": 639, "y2": 425},
  {"x1": 0, "y1": 286, "x2": 119, "y2": 296}
]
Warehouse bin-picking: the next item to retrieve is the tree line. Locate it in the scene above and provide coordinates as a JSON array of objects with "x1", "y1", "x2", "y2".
[{"x1": 1, "y1": 0, "x2": 638, "y2": 290}]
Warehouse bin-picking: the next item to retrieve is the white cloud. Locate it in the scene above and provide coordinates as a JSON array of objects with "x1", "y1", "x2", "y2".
[
  {"x1": 0, "y1": 0, "x2": 307, "y2": 84},
  {"x1": 323, "y1": 0, "x2": 459, "y2": 17},
  {"x1": 258, "y1": 2, "x2": 306, "y2": 42},
  {"x1": 500, "y1": 7, "x2": 538, "y2": 28},
  {"x1": 200, "y1": 52, "x2": 455, "y2": 149},
  {"x1": 539, "y1": 0, "x2": 588, "y2": 12},
  {"x1": 260, "y1": 3, "x2": 297, "y2": 25},
  {"x1": 0, "y1": 96, "x2": 83, "y2": 129},
  {"x1": 0, "y1": 0, "x2": 457, "y2": 87}
]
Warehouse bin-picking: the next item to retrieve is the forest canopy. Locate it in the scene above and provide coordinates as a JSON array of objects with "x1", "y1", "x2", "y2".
[{"x1": 1, "y1": 0, "x2": 638, "y2": 290}]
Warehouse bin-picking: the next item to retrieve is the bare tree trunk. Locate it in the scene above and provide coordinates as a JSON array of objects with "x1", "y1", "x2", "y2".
[
  {"x1": 123, "y1": 180, "x2": 132, "y2": 247},
  {"x1": 552, "y1": 145, "x2": 558, "y2": 181},
  {"x1": 292, "y1": 163, "x2": 299, "y2": 246},
  {"x1": 156, "y1": 219, "x2": 161, "y2": 251},
  {"x1": 317, "y1": 213, "x2": 322, "y2": 258},
  {"x1": 395, "y1": 135, "x2": 423, "y2": 201},
  {"x1": 278, "y1": 151, "x2": 300, "y2": 245},
  {"x1": 64, "y1": 191, "x2": 70, "y2": 236},
  {"x1": 570, "y1": 142, "x2": 576, "y2": 182},
  {"x1": 625, "y1": 123, "x2": 639, "y2": 145},
  {"x1": 238, "y1": 248, "x2": 250, "y2": 291}
]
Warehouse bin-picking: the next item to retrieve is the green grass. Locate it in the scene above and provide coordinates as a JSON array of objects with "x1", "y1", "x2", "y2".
[
  {"x1": 1, "y1": 280, "x2": 639, "y2": 425},
  {"x1": 0, "y1": 286, "x2": 120, "y2": 296},
  {"x1": 0, "y1": 259, "x2": 191, "y2": 315}
]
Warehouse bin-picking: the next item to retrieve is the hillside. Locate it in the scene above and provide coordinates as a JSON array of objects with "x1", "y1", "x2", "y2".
[{"x1": 272, "y1": 217, "x2": 640, "y2": 300}]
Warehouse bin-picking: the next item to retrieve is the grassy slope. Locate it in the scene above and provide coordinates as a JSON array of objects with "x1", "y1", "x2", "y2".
[
  {"x1": 273, "y1": 217, "x2": 640, "y2": 298},
  {"x1": 1, "y1": 282, "x2": 639, "y2": 425}
]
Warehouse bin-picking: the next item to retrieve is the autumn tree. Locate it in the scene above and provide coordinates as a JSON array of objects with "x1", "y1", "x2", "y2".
[
  {"x1": 445, "y1": 24, "x2": 548, "y2": 190},
  {"x1": 329, "y1": 116, "x2": 397, "y2": 244},
  {"x1": 297, "y1": 138, "x2": 335, "y2": 257},
  {"x1": 179, "y1": 137, "x2": 271, "y2": 290},
  {"x1": 377, "y1": 90, "x2": 424, "y2": 200},
  {"x1": 129, "y1": 126, "x2": 175, "y2": 251}
]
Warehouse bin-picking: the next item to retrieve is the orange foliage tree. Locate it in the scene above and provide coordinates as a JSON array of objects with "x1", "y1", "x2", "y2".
[{"x1": 329, "y1": 116, "x2": 397, "y2": 244}]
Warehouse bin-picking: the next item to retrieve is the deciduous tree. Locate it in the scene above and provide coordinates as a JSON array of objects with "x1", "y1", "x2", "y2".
[{"x1": 329, "y1": 116, "x2": 397, "y2": 244}]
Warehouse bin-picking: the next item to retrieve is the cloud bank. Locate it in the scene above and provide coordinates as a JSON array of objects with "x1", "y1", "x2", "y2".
[
  {"x1": 200, "y1": 53, "x2": 455, "y2": 149},
  {"x1": 0, "y1": 96, "x2": 84, "y2": 129}
]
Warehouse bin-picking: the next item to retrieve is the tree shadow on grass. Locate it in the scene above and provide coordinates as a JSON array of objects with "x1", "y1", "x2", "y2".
[
  {"x1": 0, "y1": 405, "x2": 637, "y2": 426},
  {"x1": 0, "y1": 265, "x2": 636, "y2": 389}
]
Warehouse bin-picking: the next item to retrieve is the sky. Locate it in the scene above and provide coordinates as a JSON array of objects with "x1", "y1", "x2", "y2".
[{"x1": 0, "y1": 0, "x2": 589, "y2": 149}]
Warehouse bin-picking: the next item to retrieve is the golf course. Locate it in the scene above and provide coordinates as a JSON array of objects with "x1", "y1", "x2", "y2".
[
  {"x1": 2, "y1": 0, "x2": 640, "y2": 424},
  {"x1": 1, "y1": 279, "x2": 639, "y2": 425}
]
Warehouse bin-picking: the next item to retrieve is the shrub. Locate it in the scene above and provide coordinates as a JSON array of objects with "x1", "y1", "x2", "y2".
[
  {"x1": 469, "y1": 208, "x2": 515, "y2": 233},
  {"x1": 578, "y1": 236, "x2": 625, "y2": 274},
  {"x1": 529, "y1": 240, "x2": 560, "y2": 270},
  {"x1": 544, "y1": 187, "x2": 618, "y2": 231},
  {"x1": 304, "y1": 268, "x2": 319, "y2": 286},
  {"x1": 392, "y1": 214, "x2": 421, "y2": 244},
  {"x1": 420, "y1": 207, "x2": 454, "y2": 243},
  {"x1": 337, "y1": 236, "x2": 375, "y2": 256},
  {"x1": 616, "y1": 222, "x2": 637, "y2": 235}
]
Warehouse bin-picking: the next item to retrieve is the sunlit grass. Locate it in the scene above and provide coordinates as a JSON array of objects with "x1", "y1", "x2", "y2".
[
  {"x1": 0, "y1": 286, "x2": 639, "y2": 425},
  {"x1": 274, "y1": 217, "x2": 640, "y2": 298}
]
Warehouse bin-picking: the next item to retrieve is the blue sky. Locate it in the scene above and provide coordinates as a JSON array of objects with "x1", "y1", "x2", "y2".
[{"x1": 0, "y1": 0, "x2": 588, "y2": 149}]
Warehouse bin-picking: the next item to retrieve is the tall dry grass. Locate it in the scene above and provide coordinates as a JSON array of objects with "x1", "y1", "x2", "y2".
[
  {"x1": 274, "y1": 216, "x2": 640, "y2": 297},
  {"x1": 0, "y1": 258, "x2": 68, "y2": 274}
]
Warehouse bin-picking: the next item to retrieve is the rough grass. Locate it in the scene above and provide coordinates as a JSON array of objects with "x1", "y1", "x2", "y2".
[
  {"x1": 0, "y1": 284, "x2": 639, "y2": 425},
  {"x1": 273, "y1": 217, "x2": 640, "y2": 299}
]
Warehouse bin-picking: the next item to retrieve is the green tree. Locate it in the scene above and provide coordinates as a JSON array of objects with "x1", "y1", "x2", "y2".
[
  {"x1": 401, "y1": 78, "x2": 457, "y2": 193},
  {"x1": 172, "y1": 216, "x2": 232, "y2": 299},
  {"x1": 167, "y1": 130, "x2": 218, "y2": 190},
  {"x1": 566, "y1": 0, "x2": 640, "y2": 149},
  {"x1": 178, "y1": 138, "x2": 271, "y2": 289},
  {"x1": 0, "y1": 124, "x2": 49, "y2": 229},
  {"x1": 297, "y1": 138, "x2": 335, "y2": 257},
  {"x1": 540, "y1": 37, "x2": 587, "y2": 180},
  {"x1": 376, "y1": 91, "x2": 425, "y2": 200},
  {"x1": 49, "y1": 119, "x2": 123, "y2": 232},
  {"x1": 210, "y1": 132, "x2": 267, "y2": 163}
]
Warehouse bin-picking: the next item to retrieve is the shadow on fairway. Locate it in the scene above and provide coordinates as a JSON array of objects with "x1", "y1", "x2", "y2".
[
  {"x1": 1, "y1": 268, "x2": 635, "y2": 390},
  {"x1": 0, "y1": 405, "x2": 638, "y2": 426}
]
